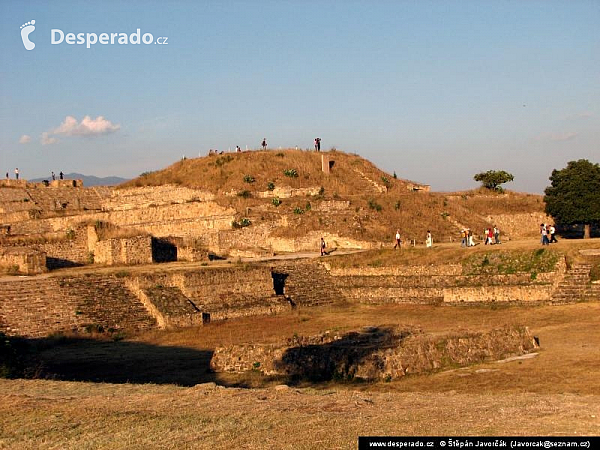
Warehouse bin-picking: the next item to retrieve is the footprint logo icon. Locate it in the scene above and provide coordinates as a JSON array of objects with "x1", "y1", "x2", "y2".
[{"x1": 20, "y1": 20, "x2": 36, "y2": 50}]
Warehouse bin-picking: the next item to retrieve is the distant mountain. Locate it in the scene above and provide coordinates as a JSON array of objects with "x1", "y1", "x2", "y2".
[{"x1": 29, "y1": 173, "x2": 129, "y2": 187}]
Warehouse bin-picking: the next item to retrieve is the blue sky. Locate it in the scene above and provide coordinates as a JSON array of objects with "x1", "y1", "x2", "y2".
[{"x1": 1, "y1": 0, "x2": 598, "y2": 193}]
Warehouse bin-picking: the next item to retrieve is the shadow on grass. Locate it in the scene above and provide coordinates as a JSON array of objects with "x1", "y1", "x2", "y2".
[
  {"x1": 11, "y1": 336, "x2": 216, "y2": 387},
  {"x1": 274, "y1": 326, "x2": 404, "y2": 382}
]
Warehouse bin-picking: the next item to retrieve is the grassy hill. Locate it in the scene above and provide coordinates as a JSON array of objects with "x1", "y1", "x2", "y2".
[
  {"x1": 122, "y1": 149, "x2": 545, "y2": 244},
  {"x1": 122, "y1": 149, "x2": 419, "y2": 195}
]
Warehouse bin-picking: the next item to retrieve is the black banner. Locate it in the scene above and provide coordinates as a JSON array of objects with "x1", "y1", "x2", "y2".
[{"x1": 358, "y1": 437, "x2": 597, "y2": 450}]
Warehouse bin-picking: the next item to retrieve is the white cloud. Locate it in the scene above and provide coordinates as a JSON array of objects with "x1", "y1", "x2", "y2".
[
  {"x1": 19, "y1": 135, "x2": 31, "y2": 144},
  {"x1": 39, "y1": 115, "x2": 121, "y2": 146},
  {"x1": 41, "y1": 132, "x2": 58, "y2": 145},
  {"x1": 535, "y1": 131, "x2": 578, "y2": 142},
  {"x1": 550, "y1": 131, "x2": 578, "y2": 142},
  {"x1": 52, "y1": 115, "x2": 121, "y2": 136}
]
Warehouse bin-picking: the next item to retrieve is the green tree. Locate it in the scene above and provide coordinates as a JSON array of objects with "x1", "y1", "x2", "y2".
[
  {"x1": 473, "y1": 170, "x2": 514, "y2": 191},
  {"x1": 544, "y1": 159, "x2": 600, "y2": 239}
]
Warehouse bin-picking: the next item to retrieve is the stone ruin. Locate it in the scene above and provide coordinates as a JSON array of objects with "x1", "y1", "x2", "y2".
[{"x1": 210, "y1": 325, "x2": 539, "y2": 381}]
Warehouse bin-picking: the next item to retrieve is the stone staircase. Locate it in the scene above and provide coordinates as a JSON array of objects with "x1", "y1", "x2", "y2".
[
  {"x1": 141, "y1": 285, "x2": 203, "y2": 328},
  {"x1": 552, "y1": 264, "x2": 592, "y2": 303},
  {"x1": 26, "y1": 186, "x2": 106, "y2": 212},
  {"x1": 352, "y1": 169, "x2": 387, "y2": 194},
  {"x1": 0, "y1": 275, "x2": 156, "y2": 337},
  {"x1": 272, "y1": 260, "x2": 344, "y2": 307}
]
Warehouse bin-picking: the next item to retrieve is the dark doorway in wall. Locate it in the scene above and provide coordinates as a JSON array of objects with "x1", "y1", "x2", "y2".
[
  {"x1": 151, "y1": 237, "x2": 177, "y2": 262},
  {"x1": 271, "y1": 271, "x2": 289, "y2": 295}
]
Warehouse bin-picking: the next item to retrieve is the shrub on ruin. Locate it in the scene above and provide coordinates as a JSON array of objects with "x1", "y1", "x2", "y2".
[
  {"x1": 237, "y1": 190, "x2": 252, "y2": 199},
  {"x1": 243, "y1": 175, "x2": 255, "y2": 183},
  {"x1": 284, "y1": 169, "x2": 298, "y2": 178},
  {"x1": 267, "y1": 182, "x2": 275, "y2": 191},
  {"x1": 272, "y1": 197, "x2": 281, "y2": 207},
  {"x1": 232, "y1": 218, "x2": 252, "y2": 228},
  {"x1": 215, "y1": 155, "x2": 234, "y2": 167},
  {"x1": 368, "y1": 199, "x2": 382, "y2": 212},
  {"x1": 294, "y1": 207, "x2": 304, "y2": 215},
  {"x1": 65, "y1": 228, "x2": 75, "y2": 240}
]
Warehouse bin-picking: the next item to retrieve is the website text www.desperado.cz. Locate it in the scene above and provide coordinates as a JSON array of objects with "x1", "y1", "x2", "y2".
[{"x1": 51, "y1": 29, "x2": 168, "y2": 48}]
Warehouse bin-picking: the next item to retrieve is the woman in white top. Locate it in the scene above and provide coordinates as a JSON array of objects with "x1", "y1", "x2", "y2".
[{"x1": 426, "y1": 231, "x2": 432, "y2": 248}]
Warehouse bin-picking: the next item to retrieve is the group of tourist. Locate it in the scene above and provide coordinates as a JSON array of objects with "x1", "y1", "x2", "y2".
[
  {"x1": 484, "y1": 226, "x2": 501, "y2": 245},
  {"x1": 5, "y1": 168, "x2": 19, "y2": 180},
  {"x1": 4, "y1": 169, "x2": 65, "y2": 181},
  {"x1": 540, "y1": 223, "x2": 558, "y2": 245},
  {"x1": 391, "y1": 229, "x2": 433, "y2": 250},
  {"x1": 206, "y1": 137, "x2": 324, "y2": 156},
  {"x1": 460, "y1": 228, "x2": 475, "y2": 247}
]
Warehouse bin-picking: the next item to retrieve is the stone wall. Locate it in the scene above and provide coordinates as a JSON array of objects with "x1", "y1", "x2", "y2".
[
  {"x1": 210, "y1": 325, "x2": 538, "y2": 381},
  {"x1": 37, "y1": 229, "x2": 89, "y2": 268},
  {"x1": 443, "y1": 285, "x2": 554, "y2": 303},
  {"x1": 102, "y1": 186, "x2": 215, "y2": 211},
  {"x1": 328, "y1": 265, "x2": 463, "y2": 277},
  {"x1": 8, "y1": 201, "x2": 235, "y2": 238},
  {"x1": 128, "y1": 265, "x2": 290, "y2": 325},
  {"x1": 325, "y1": 258, "x2": 568, "y2": 304},
  {"x1": 485, "y1": 212, "x2": 553, "y2": 239},
  {"x1": 94, "y1": 235, "x2": 152, "y2": 265},
  {"x1": 0, "y1": 247, "x2": 46, "y2": 275}
]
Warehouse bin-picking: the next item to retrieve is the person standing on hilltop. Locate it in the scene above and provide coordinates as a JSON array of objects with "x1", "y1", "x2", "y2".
[
  {"x1": 261, "y1": 138, "x2": 267, "y2": 150},
  {"x1": 14, "y1": 168, "x2": 19, "y2": 180},
  {"x1": 314, "y1": 137, "x2": 321, "y2": 152},
  {"x1": 51, "y1": 171, "x2": 56, "y2": 181},
  {"x1": 59, "y1": 171, "x2": 64, "y2": 180}
]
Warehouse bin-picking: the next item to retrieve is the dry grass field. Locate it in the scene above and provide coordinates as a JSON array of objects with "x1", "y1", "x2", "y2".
[
  {"x1": 1, "y1": 239, "x2": 599, "y2": 448},
  {"x1": 1, "y1": 300, "x2": 599, "y2": 449}
]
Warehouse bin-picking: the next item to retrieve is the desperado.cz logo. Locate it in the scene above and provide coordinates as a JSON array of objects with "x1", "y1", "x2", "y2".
[
  {"x1": 20, "y1": 19, "x2": 168, "y2": 50},
  {"x1": 52, "y1": 28, "x2": 168, "y2": 48}
]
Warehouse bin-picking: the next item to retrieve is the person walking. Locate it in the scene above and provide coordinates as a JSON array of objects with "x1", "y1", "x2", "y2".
[
  {"x1": 550, "y1": 224, "x2": 558, "y2": 243},
  {"x1": 468, "y1": 229, "x2": 474, "y2": 247},
  {"x1": 394, "y1": 230, "x2": 402, "y2": 249},
  {"x1": 426, "y1": 230, "x2": 433, "y2": 248},
  {"x1": 51, "y1": 171, "x2": 56, "y2": 180},
  {"x1": 541, "y1": 224, "x2": 549, "y2": 245},
  {"x1": 261, "y1": 138, "x2": 267, "y2": 150},
  {"x1": 494, "y1": 225, "x2": 500, "y2": 244},
  {"x1": 487, "y1": 227, "x2": 494, "y2": 245},
  {"x1": 461, "y1": 229, "x2": 466, "y2": 247},
  {"x1": 314, "y1": 137, "x2": 321, "y2": 152},
  {"x1": 320, "y1": 237, "x2": 326, "y2": 256},
  {"x1": 59, "y1": 171, "x2": 64, "y2": 180}
]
